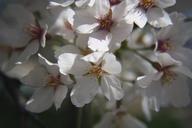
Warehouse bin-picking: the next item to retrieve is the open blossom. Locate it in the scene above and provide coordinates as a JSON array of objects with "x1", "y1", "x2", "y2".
[
  {"x1": 21, "y1": 54, "x2": 72, "y2": 113},
  {"x1": 49, "y1": 7, "x2": 75, "y2": 42},
  {"x1": 154, "y1": 12, "x2": 192, "y2": 69},
  {"x1": 136, "y1": 53, "x2": 192, "y2": 107},
  {"x1": 125, "y1": 0, "x2": 176, "y2": 28},
  {"x1": 74, "y1": 0, "x2": 133, "y2": 51},
  {"x1": 58, "y1": 52, "x2": 123, "y2": 107},
  {"x1": 0, "y1": 4, "x2": 49, "y2": 65}
]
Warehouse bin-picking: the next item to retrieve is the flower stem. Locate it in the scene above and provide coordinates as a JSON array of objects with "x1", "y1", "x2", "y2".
[{"x1": 77, "y1": 108, "x2": 83, "y2": 128}]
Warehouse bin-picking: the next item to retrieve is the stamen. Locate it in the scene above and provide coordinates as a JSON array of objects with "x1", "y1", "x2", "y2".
[
  {"x1": 98, "y1": 9, "x2": 113, "y2": 32},
  {"x1": 109, "y1": 0, "x2": 121, "y2": 6},
  {"x1": 89, "y1": 64, "x2": 105, "y2": 78},
  {"x1": 80, "y1": 48, "x2": 92, "y2": 56},
  {"x1": 26, "y1": 24, "x2": 44, "y2": 41},
  {"x1": 162, "y1": 69, "x2": 177, "y2": 85},
  {"x1": 47, "y1": 75, "x2": 62, "y2": 90},
  {"x1": 139, "y1": 0, "x2": 155, "y2": 10},
  {"x1": 157, "y1": 40, "x2": 172, "y2": 52},
  {"x1": 64, "y1": 21, "x2": 73, "y2": 31},
  {"x1": 153, "y1": 63, "x2": 177, "y2": 85}
]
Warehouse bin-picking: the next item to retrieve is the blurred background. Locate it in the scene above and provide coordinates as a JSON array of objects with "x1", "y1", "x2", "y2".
[{"x1": 0, "y1": 0, "x2": 192, "y2": 128}]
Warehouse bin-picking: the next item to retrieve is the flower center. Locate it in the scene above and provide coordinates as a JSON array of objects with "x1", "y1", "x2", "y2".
[
  {"x1": 26, "y1": 24, "x2": 44, "y2": 41},
  {"x1": 80, "y1": 48, "x2": 92, "y2": 56},
  {"x1": 89, "y1": 64, "x2": 105, "y2": 78},
  {"x1": 47, "y1": 75, "x2": 62, "y2": 89},
  {"x1": 157, "y1": 40, "x2": 172, "y2": 52},
  {"x1": 109, "y1": 0, "x2": 121, "y2": 6},
  {"x1": 139, "y1": 0, "x2": 155, "y2": 10},
  {"x1": 162, "y1": 69, "x2": 177, "y2": 85},
  {"x1": 153, "y1": 63, "x2": 177, "y2": 85},
  {"x1": 64, "y1": 21, "x2": 73, "y2": 31},
  {"x1": 98, "y1": 9, "x2": 113, "y2": 32}
]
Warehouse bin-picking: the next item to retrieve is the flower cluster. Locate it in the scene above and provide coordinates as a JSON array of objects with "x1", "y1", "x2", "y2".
[{"x1": 0, "y1": 0, "x2": 192, "y2": 127}]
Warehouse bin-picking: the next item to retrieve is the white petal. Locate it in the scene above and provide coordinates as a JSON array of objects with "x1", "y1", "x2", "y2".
[
  {"x1": 58, "y1": 53, "x2": 90, "y2": 75},
  {"x1": 171, "y1": 66, "x2": 192, "y2": 79},
  {"x1": 26, "y1": 87, "x2": 54, "y2": 113},
  {"x1": 3, "y1": 4, "x2": 34, "y2": 27},
  {"x1": 40, "y1": 24, "x2": 48, "y2": 48},
  {"x1": 47, "y1": 0, "x2": 74, "y2": 9},
  {"x1": 172, "y1": 47, "x2": 192, "y2": 70},
  {"x1": 112, "y1": 1, "x2": 132, "y2": 21},
  {"x1": 21, "y1": 66, "x2": 48, "y2": 87},
  {"x1": 147, "y1": 8, "x2": 172, "y2": 28},
  {"x1": 125, "y1": 8, "x2": 147, "y2": 28},
  {"x1": 165, "y1": 75, "x2": 190, "y2": 107},
  {"x1": 70, "y1": 77, "x2": 99, "y2": 107},
  {"x1": 101, "y1": 75, "x2": 124, "y2": 101},
  {"x1": 76, "y1": 34, "x2": 89, "y2": 50},
  {"x1": 102, "y1": 53, "x2": 121, "y2": 74},
  {"x1": 55, "y1": 45, "x2": 80, "y2": 58},
  {"x1": 157, "y1": 53, "x2": 181, "y2": 67},
  {"x1": 58, "y1": 53, "x2": 77, "y2": 75},
  {"x1": 88, "y1": 31, "x2": 111, "y2": 52},
  {"x1": 16, "y1": 41, "x2": 39, "y2": 64},
  {"x1": 155, "y1": 0, "x2": 176, "y2": 8},
  {"x1": 93, "y1": 0, "x2": 110, "y2": 18},
  {"x1": 111, "y1": 21, "x2": 133, "y2": 43},
  {"x1": 88, "y1": 0, "x2": 96, "y2": 7},
  {"x1": 38, "y1": 54, "x2": 59, "y2": 76},
  {"x1": 75, "y1": 0, "x2": 88, "y2": 7},
  {"x1": 60, "y1": 75, "x2": 73, "y2": 85},
  {"x1": 136, "y1": 72, "x2": 163, "y2": 88},
  {"x1": 54, "y1": 85, "x2": 68, "y2": 110},
  {"x1": 82, "y1": 52, "x2": 105, "y2": 63},
  {"x1": 74, "y1": 9, "x2": 99, "y2": 34}
]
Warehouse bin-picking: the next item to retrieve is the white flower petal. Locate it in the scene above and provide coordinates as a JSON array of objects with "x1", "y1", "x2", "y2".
[
  {"x1": 111, "y1": 21, "x2": 133, "y2": 43},
  {"x1": 125, "y1": 8, "x2": 147, "y2": 28},
  {"x1": 101, "y1": 75, "x2": 124, "y2": 101},
  {"x1": 82, "y1": 52, "x2": 105, "y2": 63},
  {"x1": 102, "y1": 53, "x2": 121, "y2": 74},
  {"x1": 147, "y1": 8, "x2": 172, "y2": 28},
  {"x1": 171, "y1": 66, "x2": 192, "y2": 79},
  {"x1": 74, "y1": 10, "x2": 99, "y2": 34},
  {"x1": 58, "y1": 53, "x2": 77, "y2": 75},
  {"x1": 38, "y1": 54, "x2": 59, "y2": 76},
  {"x1": 55, "y1": 45, "x2": 81, "y2": 58},
  {"x1": 21, "y1": 66, "x2": 48, "y2": 87},
  {"x1": 136, "y1": 72, "x2": 163, "y2": 88},
  {"x1": 93, "y1": 0, "x2": 110, "y2": 18},
  {"x1": 76, "y1": 34, "x2": 89, "y2": 50},
  {"x1": 26, "y1": 87, "x2": 54, "y2": 113},
  {"x1": 40, "y1": 24, "x2": 48, "y2": 48},
  {"x1": 3, "y1": 4, "x2": 34, "y2": 27},
  {"x1": 16, "y1": 41, "x2": 39, "y2": 64},
  {"x1": 54, "y1": 85, "x2": 68, "y2": 110},
  {"x1": 47, "y1": 0, "x2": 74, "y2": 9},
  {"x1": 157, "y1": 53, "x2": 181, "y2": 67},
  {"x1": 70, "y1": 77, "x2": 99, "y2": 107},
  {"x1": 88, "y1": 31, "x2": 111, "y2": 52},
  {"x1": 155, "y1": 0, "x2": 176, "y2": 8},
  {"x1": 75, "y1": 0, "x2": 88, "y2": 7},
  {"x1": 58, "y1": 53, "x2": 90, "y2": 75},
  {"x1": 165, "y1": 75, "x2": 190, "y2": 107}
]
